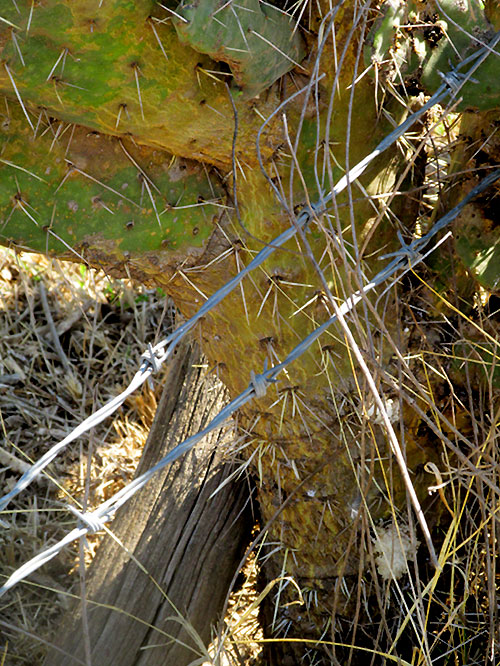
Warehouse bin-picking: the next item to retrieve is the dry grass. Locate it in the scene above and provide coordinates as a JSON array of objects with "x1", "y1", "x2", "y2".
[{"x1": 0, "y1": 248, "x2": 170, "y2": 663}]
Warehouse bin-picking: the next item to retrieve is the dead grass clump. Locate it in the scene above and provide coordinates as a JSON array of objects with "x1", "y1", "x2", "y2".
[{"x1": 0, "y1": 248, "x2": 171, "y2": 664}]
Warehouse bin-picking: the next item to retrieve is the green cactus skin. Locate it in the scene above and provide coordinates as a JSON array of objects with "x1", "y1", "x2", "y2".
[
  {"x1": 172, "y1": 0, "x2": 305, "y2": 99},
  {"x1": 0, "y1": 0, "x2": 283, "y2": 168},
  {"x1": 455, "y1": 199, "x2": 500, "y2": 292},
  {"x1": 365, "y1": 0, "x2": 500, "y2": 112},
  {"x1": 0, "y1": 105, "x2": 224, "y2": 265},
  {"x1": 448, "y1": 110, "x2": 500, "y2": 293}
]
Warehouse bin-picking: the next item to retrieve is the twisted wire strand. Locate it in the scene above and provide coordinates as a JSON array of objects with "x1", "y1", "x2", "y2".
[
  {"x1": 1, "y1": 164, "x2": 498, "y2": 597},
  {"x1": 0, "y1": 47, "x2": 468, "y2": 513},
  {"x1": 1, "y1": 34, "x2": 498, "y2": 591}
]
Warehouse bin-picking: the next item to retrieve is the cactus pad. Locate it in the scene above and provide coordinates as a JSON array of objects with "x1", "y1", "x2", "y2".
[
  {"x1": 454, "y1": 197, "x2": 500, "y2": 293},
  {"x1": 0, "y1": 103, "x2": 224, "y2": 265},
  {"x1": 0, "y1": 0, "x2": 281, "y2": 168},
  {"x1": 173, "y1": 0, "x2": 305, "y2": 98},
  {"x1": 365, "y1": 0, "x2": 500, "y2": 111}
]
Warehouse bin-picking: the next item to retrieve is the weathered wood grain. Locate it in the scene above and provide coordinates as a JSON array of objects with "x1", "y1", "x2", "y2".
[{"x1": 44, "y1": 340, "x2": 252, "y2": 666}]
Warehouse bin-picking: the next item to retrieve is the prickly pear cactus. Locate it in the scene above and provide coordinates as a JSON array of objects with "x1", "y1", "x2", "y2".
[
  {"x1": 365, "y1": 0, "x2": 500, "y2": 292},
  {"x1": 1, "y1": 1, "x2": 499, "y2": 664},
  {"x1": 448, "y1": 109, "x2": 500, "y2": 293},
  {"x1": 172, "y1": 0, "x2": 305, "y2": 98},
  {"x1": 0, "y1": 0, "x2": 284, "y2": 167},
  {"x1": 0, "y1": 105, "x2": 223, "y2": 266},
  {"x1": 366, "y1": 0, "x2": 500, "y2": 111}
]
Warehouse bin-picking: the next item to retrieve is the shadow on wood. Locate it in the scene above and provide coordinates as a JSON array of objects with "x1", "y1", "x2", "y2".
[{"x1": 44, "y1": 339, "x2": 253, "y2": 666}]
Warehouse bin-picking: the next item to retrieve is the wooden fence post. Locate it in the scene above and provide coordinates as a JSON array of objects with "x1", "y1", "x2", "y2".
[{"x1": 44, "y1": 339, "x2": 253, "y2": 666}]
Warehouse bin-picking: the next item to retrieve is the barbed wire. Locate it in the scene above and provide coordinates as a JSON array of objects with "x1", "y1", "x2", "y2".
[
  {"x1": 0, "y1": 50, "x2": 454, "y2": 513},
  {"x1": 3, "y1": 38, "x2": 494, "y2": 515},
  {"x1": 1, "y1": 36, "x2": 499, "y2": 595},
  {"x1": 1, "y1": 163, "x2": 499, "y2": 596}
]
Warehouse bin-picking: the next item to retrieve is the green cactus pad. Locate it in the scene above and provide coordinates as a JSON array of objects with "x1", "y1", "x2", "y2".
[
  {"x1": 365, "y1": 0, "x2": 500, "y2": 111},
  {"x1": 366, "y1": 0, "x2": 407, "y2": 69},
  {"x1": 418, "y1": 1, "x2": 500, "y2": 111},
  {"x1": 0, "y1": 101, "x2": 224, "y2": 262},
  {"x1": 0, "y1": 0, "x2": 280, "y2": 168},
  {"x1": 454, "y1": 199, "x2": 500, "y2": 293},
  {"x1": 172, "y1": 0, "x2": 305, "y2": 98}
]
